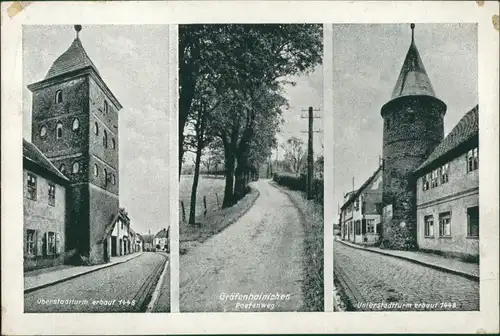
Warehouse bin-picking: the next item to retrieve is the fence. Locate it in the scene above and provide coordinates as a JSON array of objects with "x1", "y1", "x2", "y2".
[{"x1": 179, "y1": 192, "x2": 223, "y2": 223}]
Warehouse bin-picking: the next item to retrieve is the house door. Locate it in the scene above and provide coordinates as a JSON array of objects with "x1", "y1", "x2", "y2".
[
  {"x1": 111, "y1": 237, "x2": 117, "y2": 256},
  {"x1": 103, "y1": 239, "x2": 109, "y2": 262}
]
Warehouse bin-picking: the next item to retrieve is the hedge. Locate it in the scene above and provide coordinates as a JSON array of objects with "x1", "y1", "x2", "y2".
[{"x1": 273, "y1": 173, "x2": 324, "y2": 205}]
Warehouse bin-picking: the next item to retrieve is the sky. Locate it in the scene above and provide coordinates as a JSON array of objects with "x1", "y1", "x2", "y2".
[
  {"x1": 23, "y1": 25, "x2": 170, "y2": 236},
  {"x1": 332, "y1": 23, "x2": 478, "y2": 216}
]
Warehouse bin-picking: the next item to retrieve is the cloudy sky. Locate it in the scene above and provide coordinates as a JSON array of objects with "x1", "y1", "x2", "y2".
[
  {"x1": 23, "y1": 25, "x2": 170, "y2": 235},
  {"x1": 333, "y1": 23, "x2": 478, "y2": 215}
]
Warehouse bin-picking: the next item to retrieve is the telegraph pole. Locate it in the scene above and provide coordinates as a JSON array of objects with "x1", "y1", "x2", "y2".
[{"x1": 301, "y1": 106, "x2": 322, "y2": 200}]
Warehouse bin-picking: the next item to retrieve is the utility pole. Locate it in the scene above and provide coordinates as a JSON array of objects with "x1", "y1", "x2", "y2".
[{"x1": 301, "y1": 106, "x2": 322, "y2": 200}]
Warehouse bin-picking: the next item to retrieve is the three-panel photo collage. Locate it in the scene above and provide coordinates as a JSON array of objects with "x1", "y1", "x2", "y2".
[{"x1": 21, "y1": 22, "x2": 480, "y2": 315}]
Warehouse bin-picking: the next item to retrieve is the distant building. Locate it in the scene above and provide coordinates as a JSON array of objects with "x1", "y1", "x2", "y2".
[
  {"x1": 142, "y1": 234, "x2": 154, "y2": 251},
  {"x1": 339, "y1": 24, "x2": 479, "y2": 258},
  {"x1": 154, "y1": 228, "x2": 170, "y2": 252},
  {"x1": 340, "y1": 166, "x2": 382, "y2": 246},
  {"x1": 23, "y1": 140, "x2": 69, "y2": 271}
]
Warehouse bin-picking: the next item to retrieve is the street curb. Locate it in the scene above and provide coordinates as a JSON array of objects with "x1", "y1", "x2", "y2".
[
  {"x1": 24, "y1": 252, "x2": 143, "y2": 293},
  {"x1": 337, "y1": 239, "x2": 479, "y2": 282},
  {"x1": 146, "y1": 257, "x2": 170, "y2": 312}
]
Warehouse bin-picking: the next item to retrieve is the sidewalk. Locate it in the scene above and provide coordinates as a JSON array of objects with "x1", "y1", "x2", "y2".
[
  {"x1": 24, "y1": 252, "x2": 143, "y2": 293},
  {"x1": 336, "y1": 238, "x2": 479, "y2": 280}
]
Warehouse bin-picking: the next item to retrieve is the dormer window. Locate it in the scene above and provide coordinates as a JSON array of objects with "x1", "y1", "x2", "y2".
[
  {"x1": 56, "y1": 122, "x2": 63, "y2": 139},
  {"x1": 94, "y1": 122, "x2": 99, "y2": 135},
  {"x1": 104, "y1": 101, "x2": 109, "y2": 114},
  {"x1": 72, "y1": 162, "x2": 80, "y2": 173},
  {"x1": 111, "y1": 139, "x2": 116, "y2": 149},
  {"x1": 72, "y1": 118, "x2": 80, "y2": 131},
  {"x1": 55, "y1": 90, "x2": 63, "y2": 104}
]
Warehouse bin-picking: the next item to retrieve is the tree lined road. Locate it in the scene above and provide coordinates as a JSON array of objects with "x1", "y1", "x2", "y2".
[
  {"x1": 178, "y1": 180, "x2": 305, "y2": 312},
  {"x1": 24, "y1": 252, "x2": 169, "y2": 313},
  {"x1": 334, "y1": 241, "x2": 479, "y2": 311}
]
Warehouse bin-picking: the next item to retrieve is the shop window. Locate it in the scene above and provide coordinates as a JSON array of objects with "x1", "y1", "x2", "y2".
[
  {"x1": 424, "y1": 215, "x2": 434, "y2": 237},
  {"x1": 439, "y1": 212, "x2": 451, "y2": 237},
  {"x1": 467, "y1": 206, "x2": 479, "y2": 238},
  {"x1": 366, "y1": 219, "x2": 375, "y2": 234},
  {"x1": 48, "y1": 183, "x2": 56, "y2": 207},
  {"x1": 27, "y1": 173, "x2": 37, "y2": 200}
]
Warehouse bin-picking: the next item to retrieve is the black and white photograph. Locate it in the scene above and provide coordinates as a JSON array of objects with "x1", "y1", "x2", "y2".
[
  {"x1": 22, "y1": 25, "x2": 171, "y2": 313},
  {"x1": 178, "y1": 24, "x2": 324, "y2": 312},
  {"x1": 332, "y1": 23, "x2": 479, "y2": 311}
]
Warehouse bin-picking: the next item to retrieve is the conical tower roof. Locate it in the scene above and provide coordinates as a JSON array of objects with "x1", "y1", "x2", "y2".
[
  {"x1": 390, "y1": 24, "x2": 436, "y2": 100},
  {"x1": 44, "y1": 25, "x2": 100, "y2": 80}
]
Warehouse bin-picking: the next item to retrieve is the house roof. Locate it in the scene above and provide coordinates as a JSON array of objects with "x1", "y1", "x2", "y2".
[
  {"x1": 23, "y1": 139, "x2": 69, "y2": 182},
  {"x1": 341, "y1": 166, "x2": 382, "y2": 210},
  {"x1": 416, "y1": 105, "x2": 479, "y2": 173},
  {"x1": 45, "y1": 36, "x2": 100, "y2": 80},
  {"x1": 390, "y1": 24, "x2": 437, "y2": 101},
  {"x1": 98, "y1": 208, "x2": 131, "y2": 243},
  {"x1": 155, "y1": 228, "x2": 169, "y2": 238}
]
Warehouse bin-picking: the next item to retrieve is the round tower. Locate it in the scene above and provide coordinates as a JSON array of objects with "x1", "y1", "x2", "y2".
[{"x1": 380, "y1": 24, "x2": 447, "y2": 249}]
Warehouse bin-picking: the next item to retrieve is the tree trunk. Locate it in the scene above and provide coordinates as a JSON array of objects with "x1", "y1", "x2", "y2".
[
  {"x1": 222, "y1": 154, "x2": 235, "y2": 208},
  {"x1": 188, "y1": 141, "x2": 203, "y2": 224}
]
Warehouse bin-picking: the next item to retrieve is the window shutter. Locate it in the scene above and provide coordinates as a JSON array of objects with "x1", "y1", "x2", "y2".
[
  {"x1": 56, "y1": 233, "x2": 61, "y2": 253},
  {"x1": 43, "y1": 232, "x2": 48, "y2": 256},
  {"x1": 361, "y1": 219, "x2": 367, "y2": 234}
]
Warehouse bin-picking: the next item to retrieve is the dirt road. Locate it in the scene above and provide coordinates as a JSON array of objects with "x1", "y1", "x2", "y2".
[{"x1": 180, "y1": 179, "x2": 305, "y2": 312}]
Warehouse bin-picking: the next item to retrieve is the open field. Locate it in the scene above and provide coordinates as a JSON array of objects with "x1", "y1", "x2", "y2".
[{"x1": 179, "y1": 174, "x2": 226, "y2": 222}]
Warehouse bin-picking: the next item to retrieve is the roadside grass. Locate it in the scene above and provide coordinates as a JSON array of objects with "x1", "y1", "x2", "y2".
[
  {"x1": 180, "y1": 186, "x2": 260, "y2": 255},
  {"x1": 270, "y1": 181, "x2": 324, "y2": 312}
]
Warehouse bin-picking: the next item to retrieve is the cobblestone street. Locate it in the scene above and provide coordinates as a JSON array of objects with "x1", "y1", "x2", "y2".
[
  {"x1": 24, "y1": 252, "x2": 169, "y2": 313},
  {"x1": 334, "y1": 241, "x2": 479, "y2": 311}
]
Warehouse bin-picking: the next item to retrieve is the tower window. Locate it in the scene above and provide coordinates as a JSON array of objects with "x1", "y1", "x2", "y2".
[
  {"x1": 72, "y1": 118, "x2": 80, "y2": 131},
  {"x1": 103, "y1": 130, "x2": 108, "y2": 148},
  {"x1": 111, "y1": 139, "x2": 116, "y2": 149},
  {"x1": 111, "y1": 174, "x2": 116, "y2": 185},
  {"x1": 40, "y1": 126, "x2": 47, "y2": 138},
  {"x1": 93, "y1": 163, "x2": 99, "y2": 177},
  {"x1": 55, "y1": 90, "x2": 63, "y2": 104},
  {"x1": 94, "y1": 122, "x2": 99, "y2": 135},
  {"x1": 59, "y1": 164, "x2": 66, "y2": 174},
  {"x1": 386, "y1": 118, "x2": 391, "y2": 129},
  {"x1": 56, "y1": 122, "x2": 63, "y2": 139},
  {"x1": 104, "y1": 101, "x2": 109, "y2": 114},
  {"x1": 72, "y1": 162, "x2": 80, "y2": 174},
  {"x1": 104, "y1": 168, "x2": 108, "y2": 186}
]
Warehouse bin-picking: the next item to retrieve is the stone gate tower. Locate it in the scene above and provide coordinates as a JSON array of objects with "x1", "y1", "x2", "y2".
[
  {"x1": 28, "y1": 25, "x2": 122, "y2": 264},
  {"x1": 380, "y1": 24, "x2": 446, "y2": 249}
]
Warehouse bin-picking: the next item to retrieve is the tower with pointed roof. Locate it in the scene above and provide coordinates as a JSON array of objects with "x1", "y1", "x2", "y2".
[
  {"x1": 380, "y1": 24, "x2": 447, "y2": 249},
  {"x1": 28, "y1": 26, "x2": 122, "y2": 264}
]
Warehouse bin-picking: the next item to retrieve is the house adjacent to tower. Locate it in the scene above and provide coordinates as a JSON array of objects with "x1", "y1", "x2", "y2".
[
  {"x1": 23, "y1": 140, "x2": 69, "y2": 271},
  {"x1": 25, "y1": 25, "x2": 127, "y2": 265},
  {"x1": 414, "y1": 106, "x2": 479, "y2": 259},
  {"x1": 339, "y1": 24, "x2": 479, "y2": 259}
]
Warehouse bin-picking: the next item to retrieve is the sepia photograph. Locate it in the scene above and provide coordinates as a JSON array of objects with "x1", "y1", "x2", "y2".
[
  {"x1": 332, "y1": 23, "x2": 479, "y2": 311},
  {"x1": 22, "y1": 24, "x2": 171, "y2": 313},
  {"x1": 178, "y1": 24, "x2": 324, "y2": 312}
]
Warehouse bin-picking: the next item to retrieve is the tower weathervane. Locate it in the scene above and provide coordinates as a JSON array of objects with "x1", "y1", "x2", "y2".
[{"x1": 74, "y1": 25, "x2": 82, "y2": 38}]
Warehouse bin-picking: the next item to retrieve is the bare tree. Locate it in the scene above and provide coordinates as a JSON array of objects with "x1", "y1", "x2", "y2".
[{"x1": 283, "y1": 136, "x2": 305, "y2": 174}]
